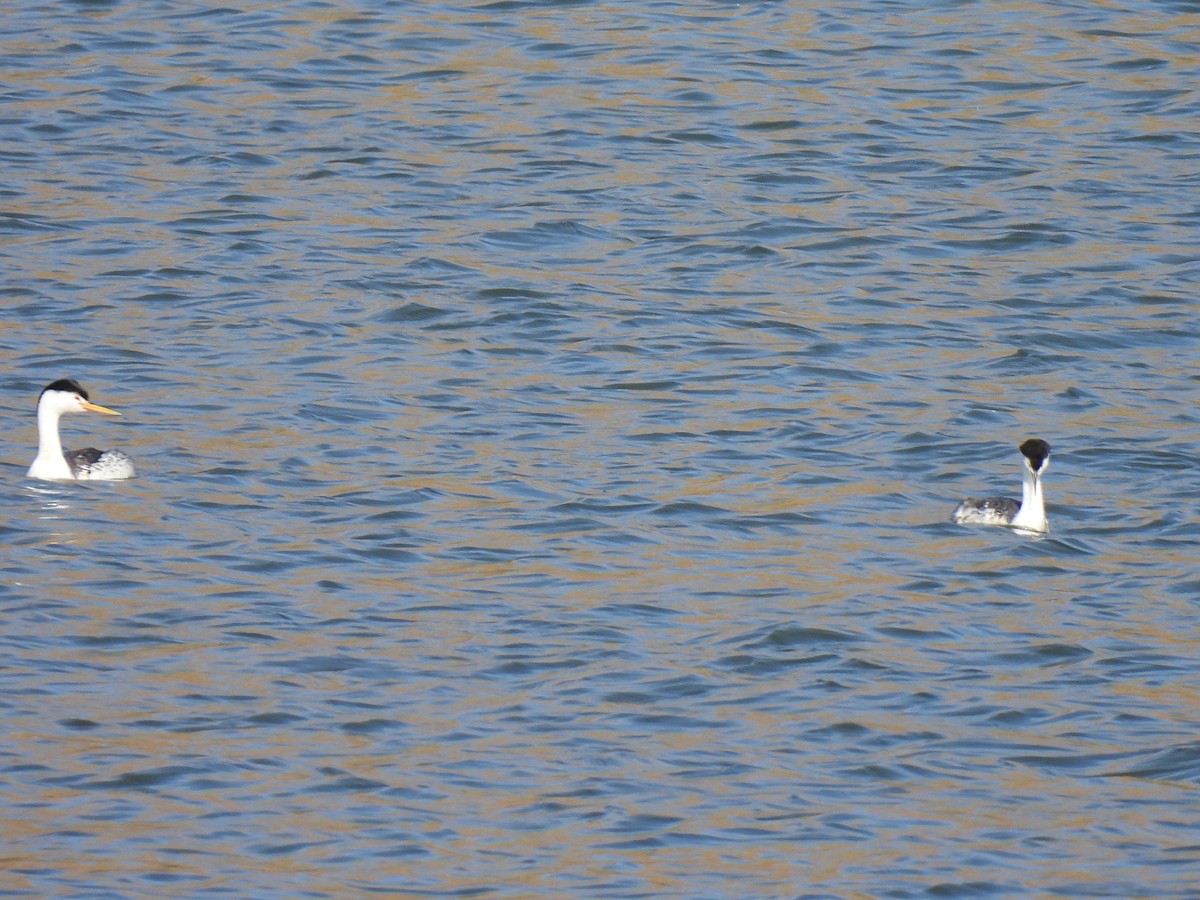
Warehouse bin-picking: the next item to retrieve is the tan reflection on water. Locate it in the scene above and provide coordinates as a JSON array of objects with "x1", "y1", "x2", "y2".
[{"x1": 2, "y1": 0, "x2": 1197, "y2": 893}]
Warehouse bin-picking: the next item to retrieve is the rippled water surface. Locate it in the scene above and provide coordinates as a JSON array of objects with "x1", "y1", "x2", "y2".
[{"x1": 2, "y1": 1, "x2": 1199, "y2": 896}]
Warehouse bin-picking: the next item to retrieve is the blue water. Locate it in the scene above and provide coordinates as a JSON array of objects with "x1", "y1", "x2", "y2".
[{"x1": 2, "y1": 1, "x2": 1199, "y2": 897}]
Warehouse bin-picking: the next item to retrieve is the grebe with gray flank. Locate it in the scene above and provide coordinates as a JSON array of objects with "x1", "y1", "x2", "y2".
[
  {"x1": 27, "y1": 379, "x2": 136, "y2": 481},
  {"x1": 952, "y1": 439, "x2": 1049, "y2": 533}
]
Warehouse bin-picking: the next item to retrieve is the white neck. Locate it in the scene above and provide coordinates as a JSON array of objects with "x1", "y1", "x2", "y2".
[
  {"x1": 1011, "y1": 464, "x2": 1047, "y2": 532},
  {"x1": 28, "y1": 403, "x2": 73, "y2": 479}
]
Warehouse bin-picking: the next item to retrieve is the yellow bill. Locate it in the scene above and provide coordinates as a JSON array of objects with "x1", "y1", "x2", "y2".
[{"x1": 81, "y1": 400, "x2": 122, "y2": 416}]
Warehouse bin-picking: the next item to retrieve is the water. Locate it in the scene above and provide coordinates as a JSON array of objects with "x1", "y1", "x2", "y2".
[{"x1": 2, "y1": 1, "x2": 1199, "y2": 896}]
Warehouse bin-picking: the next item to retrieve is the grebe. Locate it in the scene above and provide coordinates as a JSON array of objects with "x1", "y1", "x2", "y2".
[
  {"x1": 27, "y1": 379, "x2": 136, "y2": 481},
  {"x1": 952, "y1": 438, "x2": 1049, "y2": 533}
]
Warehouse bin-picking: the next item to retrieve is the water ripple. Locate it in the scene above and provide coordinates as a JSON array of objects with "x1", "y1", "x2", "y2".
[{"x1": 1, "y1": 0, "x2": 1198, "y2": 896}]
